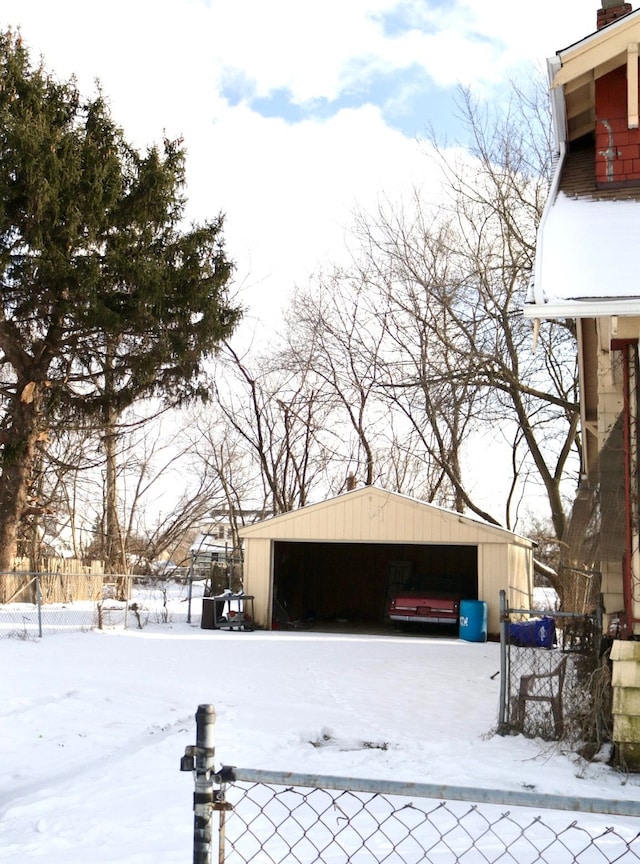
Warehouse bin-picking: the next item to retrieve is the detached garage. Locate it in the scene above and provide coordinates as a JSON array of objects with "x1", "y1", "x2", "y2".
[{"x1": 239, "y1": 487, "x2": 533, "y2": 637}]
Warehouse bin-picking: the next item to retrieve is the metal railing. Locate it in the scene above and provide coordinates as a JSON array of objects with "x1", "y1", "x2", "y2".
[{"x1": 182, "y1": 704, "x2": 640, "y2": 864}]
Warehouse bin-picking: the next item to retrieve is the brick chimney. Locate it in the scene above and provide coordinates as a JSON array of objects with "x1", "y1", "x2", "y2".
[{"x1": 598, "y1": 0, "x2": 632, "y2": 28}]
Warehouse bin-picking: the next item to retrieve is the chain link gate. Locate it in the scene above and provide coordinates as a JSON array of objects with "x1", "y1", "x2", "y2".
[
  {"x1": 497, "y1": 589, "x2": 607, "y2": 742},
  {"x1": 182, "y1": 704, "x2": 640, "y2": 864}
]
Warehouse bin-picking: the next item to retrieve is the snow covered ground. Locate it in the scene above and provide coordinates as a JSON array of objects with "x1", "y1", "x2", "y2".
[{"x1": 2, "y1": 582, "x2": 640, "y2": 862}]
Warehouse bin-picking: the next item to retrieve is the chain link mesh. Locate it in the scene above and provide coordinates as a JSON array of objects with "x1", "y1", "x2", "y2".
[
  {"x1": 218, "y1": 780, "x2": 640, "y2": 863},
  {"x1": 0, "y1": 572, "x2": 196, "y2": 636},
  {"x1": 502, "y1": 608, "x2": 605, "y2": 742}
]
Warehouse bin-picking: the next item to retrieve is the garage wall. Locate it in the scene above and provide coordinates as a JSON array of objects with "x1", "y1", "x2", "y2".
[
  {"x1": 479, "y1": 543, "x2": 533, "y2": 634},
  {"x1": 508, "y1": 543, "x2": 534, "y2": 610},
  {"x1": 479, "y1": 543, "x2": 503, "y2": 635},
  {"x1": 243, "y1": 538, "x2": 272, "y2": 628},
  {"x1": 246, "y1": 539, "x2": 531, "y2": 633}
]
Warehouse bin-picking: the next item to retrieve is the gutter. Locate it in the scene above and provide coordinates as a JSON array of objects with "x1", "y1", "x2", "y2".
[
  {"x1": 529, "y1": 140, "x2": 566, "y2": 311},
  {"x1": 524, "y1": 296, "x2": 640, "y2": 320},
  {"x1": 525, "y1": 55, "x2": 566, "y2": 348}
]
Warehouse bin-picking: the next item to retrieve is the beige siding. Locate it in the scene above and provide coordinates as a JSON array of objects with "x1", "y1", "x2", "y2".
[
  {"x1": 240, "y1": 488, "x2": 530, "y2": 547},
  {"x1": 508, "y1": 544, "x2": 534, "y2": 609},
  {"x1": 476, "y1": 544, "x2": 532, "y2": 634},
  {"x1": 479, "y1": 544, "x2": 506, "y2": 634},
  {"x1": 243, "y1": 538, "x2": 272, "y2": 628},
  {"x1": 593, "y1": 317, "x2": 640, "y2": 624}
]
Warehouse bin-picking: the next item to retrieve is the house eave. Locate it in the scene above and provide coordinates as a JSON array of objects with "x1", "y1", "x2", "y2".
[
  {"x1": 550, "y1": 8, "x2": 640, "y2": 143},
  {"x1": 524, "y1": 298, "x2": 640, "y2": 320},
  {"x1": 553, "y1": 7, "x2": 640, "y2": 87}
]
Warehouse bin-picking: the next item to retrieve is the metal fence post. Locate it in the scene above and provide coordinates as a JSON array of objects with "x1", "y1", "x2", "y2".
[
  {"x1": 181, "y1": 704, "x2": 217, "y2": 864},
  {"x1": 498, "y1": 589, "x2": 507, "y2": 731},
  {"x1": 124, "y1": 574, "x2": 131, "y2": 630},
  {"x1": 36, "y1": 572, "x2": 43, "y2": 638},
  {"x1": 187, "y1": 552, "x2": 194, "y2": 624}
]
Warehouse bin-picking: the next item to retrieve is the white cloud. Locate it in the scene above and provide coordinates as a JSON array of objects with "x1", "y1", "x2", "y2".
[
  {"x1": 209, "y1": 0, "x2": 392, "y2": 102},
  {"x1": 185, "y1": 103, "x2": 432, "y2": 328}
]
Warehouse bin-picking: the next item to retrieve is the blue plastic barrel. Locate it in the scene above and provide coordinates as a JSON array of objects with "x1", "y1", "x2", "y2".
[{"x1": 459, "y1": 599, "x2": 488, "y2": 643}]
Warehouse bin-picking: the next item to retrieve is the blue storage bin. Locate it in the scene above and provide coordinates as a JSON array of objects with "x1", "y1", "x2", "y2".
[{"x1": 509, "y1": 616, "x2": 555, "y2": 648}]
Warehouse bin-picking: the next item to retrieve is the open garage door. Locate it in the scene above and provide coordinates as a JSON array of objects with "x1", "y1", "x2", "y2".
[{"x1": 272, "y1": 541, "x2": 477, "y2": 630}]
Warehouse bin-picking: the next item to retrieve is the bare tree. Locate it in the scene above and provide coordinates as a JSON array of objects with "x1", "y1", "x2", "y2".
[
  {"x1": 187, "y1": 412, "x2": 271, "y2": 558},
  {"x1": 189, "y1": 77, "x2": 580, "y2": 559},
  {"x1": 26, "y1": 407, "x2": 234, "y2": 575},
  {"x1": 109, "y1": 411, "x2": 228, "y2": 570},
  {"x1": 360, "y1": 213, "x2": 494, "y2": 516},
  {"x1": 283, "y1": 267, "x2": 390, "y2": 489},
  {"x1": 211, "y1": 344, "x2": 334, "y2": 514},
  {"x1": 341, "y1": 80, "x2": 580, "y2": 536}
]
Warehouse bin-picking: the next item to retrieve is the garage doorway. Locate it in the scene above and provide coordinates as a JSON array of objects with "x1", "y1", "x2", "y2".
[{"x1": 272, "y1": 541, "x2": 477, "y2": 629}]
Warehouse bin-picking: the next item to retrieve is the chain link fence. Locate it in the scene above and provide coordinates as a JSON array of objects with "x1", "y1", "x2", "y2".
[
  {"x1": 181, "y1": 706, "x2": 640, "y2": 864},
  {"x1": 497, "y1": 590, "x2": 609, "y2": 745},
  {"x1": 0, "y1": 571, "x2": 202, "y2": 636},
  {"x1": 216, "y1": 771, "x2": 640, "y2": 864},
  {"x1": 0, "y1": 571, "x2": 133, "y2": 637}
]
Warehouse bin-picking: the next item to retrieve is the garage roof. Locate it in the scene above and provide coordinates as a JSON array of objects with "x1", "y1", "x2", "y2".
[{"x1": 238, "y1": 487, "x2": 533, "y2": 547}]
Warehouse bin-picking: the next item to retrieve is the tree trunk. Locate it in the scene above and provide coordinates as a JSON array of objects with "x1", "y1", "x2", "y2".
[
  {"x1": 0, "y1": 385, "x2": 42, "y2": 592},
  {"x1": 103, "y1": 407, "x2": 128, "y2": 579}
]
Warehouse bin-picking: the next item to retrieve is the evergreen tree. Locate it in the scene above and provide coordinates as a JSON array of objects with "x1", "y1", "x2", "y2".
[{"x1": 0, "y1": 31, "x2": 240, "y2": 575}]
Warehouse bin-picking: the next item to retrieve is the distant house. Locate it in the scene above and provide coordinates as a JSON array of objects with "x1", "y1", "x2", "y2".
[{"x1": 524, "y1": 0, "x2": 640, "y2": 636}]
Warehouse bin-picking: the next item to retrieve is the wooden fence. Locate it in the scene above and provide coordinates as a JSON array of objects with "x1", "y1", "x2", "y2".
[{"x1": 0, "y1": 558, "x2": 105, "y2": 604}]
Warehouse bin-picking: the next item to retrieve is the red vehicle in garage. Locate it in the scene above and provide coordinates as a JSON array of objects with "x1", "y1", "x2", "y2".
[{"x1": 388, "y1": 590, "x2": 461, "y2": 626}]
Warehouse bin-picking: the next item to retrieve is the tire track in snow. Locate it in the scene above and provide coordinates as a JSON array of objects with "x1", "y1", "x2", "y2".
[
  {"x1": 0, "y1": 711, "x2": 193, "y2": 819},
  {"x1": 0, "y1": 689, "x2": 81, "y2": 718}
]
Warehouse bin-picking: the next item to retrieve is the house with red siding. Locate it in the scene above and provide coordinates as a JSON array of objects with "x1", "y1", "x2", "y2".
[
  {"x1": 524, "y1": 0, "x2": 640, "y2": 765},
  {"x1": 524, "y1": 0, "x2": 640, "y2": 635}
]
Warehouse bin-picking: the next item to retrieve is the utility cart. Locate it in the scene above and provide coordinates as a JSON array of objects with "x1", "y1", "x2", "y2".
[{"x1": 201, "y1": 591, "x2": 254, "y2": 631}]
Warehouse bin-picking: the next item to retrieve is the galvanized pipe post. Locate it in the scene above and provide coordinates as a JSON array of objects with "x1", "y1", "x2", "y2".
[
  {"x1": 182, "y1": 704, "x2": 217, "y2": 864},
  {"x1": 187, "y1": 551, "x2": 195, "y2": 624},
  {"x1": 498, "y1": 589, "x2": 507, "y2": 730},
  {"x1": 36, "y1": 573, "x2": 43, "y2": 638}
]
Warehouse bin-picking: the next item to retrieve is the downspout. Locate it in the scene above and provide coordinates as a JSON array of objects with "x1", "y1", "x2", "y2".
[
  {"x1": 623, "y1": 342, "x2": 633, "y2": 632},
  {"x1": 529, "y1": 54, "x2": 566, "y2": 346}
]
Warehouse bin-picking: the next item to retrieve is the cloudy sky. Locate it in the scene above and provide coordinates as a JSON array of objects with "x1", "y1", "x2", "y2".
[{"x1": 2, "y1": 0, "x2": 599, "y2": 334}]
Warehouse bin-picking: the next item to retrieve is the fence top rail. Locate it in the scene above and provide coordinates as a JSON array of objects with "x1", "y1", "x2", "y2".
[
  {"x1": 221, "y1": 766, "x2": 640, "y2": 818},
  {"x1": 503, "y1": 607, "x2": 598, "y2": 620}
]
